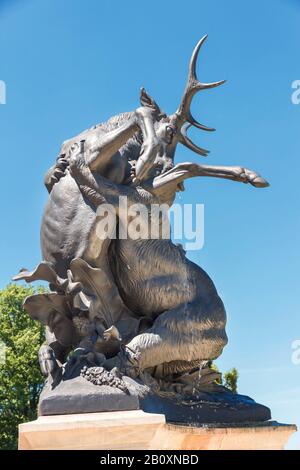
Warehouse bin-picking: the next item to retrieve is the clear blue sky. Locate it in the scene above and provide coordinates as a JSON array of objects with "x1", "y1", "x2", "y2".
[{"x1": 0, "y1": 0, "x2": 299, "y2": 449}]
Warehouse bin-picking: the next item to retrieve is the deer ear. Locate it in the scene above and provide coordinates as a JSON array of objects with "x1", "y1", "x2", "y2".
[{"x1": 140, "y1": 87, "x2": 161, "y2": 115}]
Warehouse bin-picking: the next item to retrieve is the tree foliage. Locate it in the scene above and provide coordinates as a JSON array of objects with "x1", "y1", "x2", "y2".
[
  {"x1": 0, "y1": 284, "x2": 44, "y2": 450},
  {"x1": 223, "y1": 367, "x2": 238, "y2": 394},
  {"x1": 208, "y1": 361, "x2": 239, "y2": 393}
]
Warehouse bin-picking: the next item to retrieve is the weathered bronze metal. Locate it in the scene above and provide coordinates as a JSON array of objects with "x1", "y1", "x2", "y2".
[{"x1": 14, "y1": 36, "x2": 271, "y2": 422}]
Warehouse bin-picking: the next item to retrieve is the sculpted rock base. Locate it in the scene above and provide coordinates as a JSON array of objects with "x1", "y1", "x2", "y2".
[
  {"x1": 139, "y1": 390, "x2": 271, "y2": 425},
  {"x1": 38, "y1": 367, "x2": 271, "y2": 424},
  {"x1": 38, "y1": 376, "x2": 139, "y2": 416}
]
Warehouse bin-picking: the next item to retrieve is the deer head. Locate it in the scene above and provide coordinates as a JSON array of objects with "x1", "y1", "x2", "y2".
[{"x1": 139, "y1": 36, "x2": 269, "y2": 203}]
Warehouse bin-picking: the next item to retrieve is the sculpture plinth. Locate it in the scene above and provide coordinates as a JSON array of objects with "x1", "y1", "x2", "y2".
[{"x1": 18, "y1": 411, "x2": 297, "y2": 450}]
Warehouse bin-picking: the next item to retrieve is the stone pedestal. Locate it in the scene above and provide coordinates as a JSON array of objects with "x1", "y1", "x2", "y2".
[{"x1": 19, "y1": 410, "x2": 296, "y2": 450}]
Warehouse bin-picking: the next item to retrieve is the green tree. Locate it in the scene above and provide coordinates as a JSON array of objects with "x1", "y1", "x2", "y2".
[
  {"x1": 224, "y1": 367, "x2": 238, "y2": 394},
  {"x1": 208, "y1": 361, "x2": 239, "y2": 393},
  {"x1": 0, "y1": 284, "x2": 44, "y2": 450}
]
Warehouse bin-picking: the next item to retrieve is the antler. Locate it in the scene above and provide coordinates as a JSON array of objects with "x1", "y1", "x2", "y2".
[
  {"x1": 180, "y1": 123, "x2": 210, "y2": 156},
  {"x1": 176, "y1": 35, "x2": 225, "y2": 156}
]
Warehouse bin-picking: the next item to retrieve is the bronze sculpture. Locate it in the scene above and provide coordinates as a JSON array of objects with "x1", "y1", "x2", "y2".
[{"x1": 14, "y1": 36, "x2": 271, "y2": 423}]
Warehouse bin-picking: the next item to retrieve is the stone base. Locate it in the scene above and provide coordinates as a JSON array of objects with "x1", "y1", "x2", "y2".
[{"x1": 19, "y1": 411, "x2": 297, "y2": 450}]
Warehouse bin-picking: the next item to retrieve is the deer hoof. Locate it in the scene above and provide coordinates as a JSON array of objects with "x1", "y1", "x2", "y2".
[{"x1": 245, "y1": 169, "x2": 270, "y2": 188}]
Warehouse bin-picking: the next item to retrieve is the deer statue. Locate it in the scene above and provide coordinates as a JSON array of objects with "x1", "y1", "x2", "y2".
[{"x1": 14, "y1": 36, "x2": 271, "y2": 422}]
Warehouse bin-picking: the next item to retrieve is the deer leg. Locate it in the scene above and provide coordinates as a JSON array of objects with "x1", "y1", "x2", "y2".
[
  {"x1": 120, "y1": 298, "x2": 227, "y2": 373},
  {"x1": 152, "y1": 162, "x2": 269, "y2": 197},
  {"x1": 193, "y1": 164, "x2": 269, "y2": 187}
]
